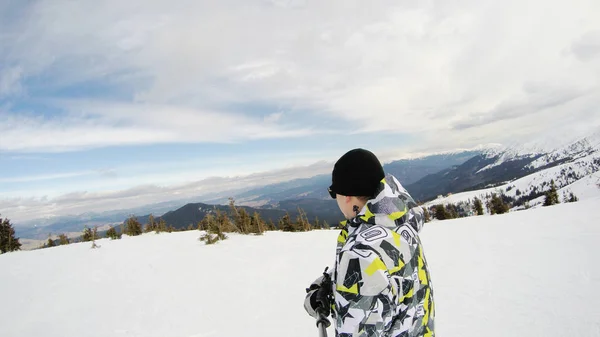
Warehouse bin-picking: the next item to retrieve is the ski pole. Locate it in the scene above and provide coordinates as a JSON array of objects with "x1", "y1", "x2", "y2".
[
  {"x1": 314, "y1": 267, "x2": 333, "y2": 337},
  {"x1": 316, "y1": 314, "x2": 330, "y2": 337}
]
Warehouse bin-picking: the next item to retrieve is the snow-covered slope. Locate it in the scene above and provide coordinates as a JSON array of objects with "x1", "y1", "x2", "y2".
[
  {"x1": 427, "y1": 130, "x2": 600, "y2": 210},
  {"x1": 478, "y1": 129, "x2": 600, "y2": 173},
  {"x1": 527, "y1": 130, "x2": 600, "y2": 169},
  {"x1": 479, "y1": 146, "x2": 543, "y2": 173},
  {"x1": 1, "y1": 199, "x2": 599, "y2": 337},
  {"x1": 426, "y1": 151, "x2": 600, "y2": 209}
]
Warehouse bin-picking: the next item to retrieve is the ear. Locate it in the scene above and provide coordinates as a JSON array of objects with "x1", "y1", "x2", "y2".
[{"x1": 345, "y1": 196, "x2": 353, "y2": 204}]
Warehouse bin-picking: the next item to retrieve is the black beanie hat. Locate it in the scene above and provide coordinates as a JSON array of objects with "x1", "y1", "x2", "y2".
[{"x1": 329, "y1": 148, "x2": 385, "y2": 199}]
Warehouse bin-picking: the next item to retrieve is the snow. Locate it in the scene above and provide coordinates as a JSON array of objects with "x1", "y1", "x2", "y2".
[
  {"x1": 478, "y1": 149, "x2": 541, "y2": 173},
  {"x1": 478, "y1": 129, "x2": 600, "y2": 173},
  {"x1": 560, "y1": 171, "x2": 600, "y2": 200},
  {"x1": 2, "y1": 199, "x2": 600, "y2": 337},
  {"x1": 428, "y1": 152, "x2": 600, "y2": 208},
  {"x1": 527, "y1": 131, "x2": 600, "y2": 169}
]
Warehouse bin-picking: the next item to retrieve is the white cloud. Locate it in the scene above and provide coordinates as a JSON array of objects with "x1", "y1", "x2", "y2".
[
  {"x1": 0, "y1": 170, "x2": 95, "y2": 184},
  {"x1": 2, "y1": 0, "x2": 600, "y2": 221},
  {"x1": 264, "y1": 112, "x2": 283, "y2": 123},
  {"x1": 0, "y1": 101, "x2": 314, "y2": 152},
  {"x1": 0, "y1": 160, "x2": 334, "y2": 223},
  {"x1": 1, "y1": 0, "x2": 598, "y2": 153}
]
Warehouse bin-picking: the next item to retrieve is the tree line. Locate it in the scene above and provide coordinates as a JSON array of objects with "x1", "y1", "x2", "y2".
[
  {"x1": 423, "y1": 179, "x2": 579, "y2": 222},
  {"x1": 198, "y1": 198, "x2": 330, "y2": 245}
]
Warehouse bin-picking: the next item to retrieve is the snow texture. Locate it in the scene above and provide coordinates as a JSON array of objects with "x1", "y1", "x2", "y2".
[{"x1": 1, "y1": 198, "x2": 600, "y2": 337}]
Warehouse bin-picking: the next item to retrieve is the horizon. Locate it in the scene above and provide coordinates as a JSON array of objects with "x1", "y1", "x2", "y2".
[
  {"x1": 5, "y1": 144, "x2": 491, "y2": 225},
  {"x1": 2, "y1": 0, "x2": 600, "y2": 223}
]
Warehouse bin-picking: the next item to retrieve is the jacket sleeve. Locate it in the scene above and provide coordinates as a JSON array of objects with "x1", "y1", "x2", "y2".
[{"x1": 334, "y1": 246, "x2": 395, "y2": 337}]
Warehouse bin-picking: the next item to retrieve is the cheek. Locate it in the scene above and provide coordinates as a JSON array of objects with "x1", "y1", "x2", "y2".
[
  {"x1": 336, "y1": 197, "x2": 343, "y2": 210},
  {"x1": 336, "y1": 197, "x2": 350, "y2": 218}
]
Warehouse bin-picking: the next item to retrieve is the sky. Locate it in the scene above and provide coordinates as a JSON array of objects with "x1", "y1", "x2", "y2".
[{"x1": 1, "y1": 0, "x2": 600, "y2": 223}]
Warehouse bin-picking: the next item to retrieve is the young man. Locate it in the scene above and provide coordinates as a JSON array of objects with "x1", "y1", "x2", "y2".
[{"x1": 304, "y1": 148, "x2": 435, "y2": 337}]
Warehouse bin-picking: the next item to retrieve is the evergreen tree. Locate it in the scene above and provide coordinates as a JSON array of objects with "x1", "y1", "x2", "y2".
[
  {"x1": 568, "y1": 192, "x2": 579, "y2": 203},
  {"x1": 200, "y1": 211, "x2": 227, "y2": 244},
  {"x1": 473, "y1": 197, "x2": 484, "y2": 216},
  {"x1": 294, "y1": 214, "x2": 303, "y2": 232},
  {"x1": 251, "y1": 212, "x2": 265, "y2": 235},
  {"x1": 279, "y1": 213, "x2": 295, "y2": 232},
  {"x1": 145, "y1": 214, "x2": 157, "y2": 233},
  {"x1": 445, "y1": 204, "x2": 458, "y2": 219},
  {"x1": 237, "y1": 208, "x2": 251, "y2": 234},
  {"x1": 82, "y1": 226, "x2": 94, "y2": 242},
  {"x1": 106, "y1": 226, "x2": 119, "y2": 240},
  {"x1": 313, "y1": 216, "x2": 321, "y2": 229},
  {"x1": 0, "y1": 215, "x2": 21, "y2": 254},
  {"x1": 267, "y1": 219, "x2": 277, "y2": 231},
  {"x1": 157, "y1": 218, "x2": 168, "y2": 233},
  {"x1": 124, "y1": 216, "x2": 143, "y2": 236},
  {"x1": 489, "y1": 193, "x2": 509, "y2": 214},
  {"x1": 47, "y1": 234, "x2": 56, "y2": 248},
  {"x1": 563, "y1": 190, "x2": 579, "y2": 203},
  {"x1": 228, "y1": 198, "x2": 241, "y2": 228},
  {"x1": 199, "y1": 213, "x2": 215, "y2": 231},
  {"x1": 296, "y1": 207, "x2": 311, "y2": 232},
  {"x1": 322, "y1": 220, "x2": 329, "y2": 229},
  {"x1": 434, "y1": 204, "x2": 448, "y2": 220},
  {"x1": 58, "y1": 233, "x2": 70, "y2": 245},
  {"x1": 543, "y1": 180, "x2": 560, "y2": 206},
  {"x1": 216, "y1": 208, "x2": 235, "y2": 233}
]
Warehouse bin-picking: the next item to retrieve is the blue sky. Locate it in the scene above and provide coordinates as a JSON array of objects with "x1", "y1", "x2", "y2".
[{"x1": 1, "y1": 0, "x2": 600, "y2": 223}]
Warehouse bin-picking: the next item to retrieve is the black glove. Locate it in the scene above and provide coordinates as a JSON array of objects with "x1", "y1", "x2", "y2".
[{"x1": 304, "y1": 267, "x2": 333, "y2": 319}]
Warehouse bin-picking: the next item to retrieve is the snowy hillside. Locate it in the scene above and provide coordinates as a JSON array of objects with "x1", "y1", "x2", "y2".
[
  {"x1": 479, "y1": 147, "x2": 543, "y2": 173},
  {"x1": 527, "y1": 130, "x2": 600, "y2": 169},
  {"x1": 1, "y1": 199, "x2": 599, "y2": 337},
  {"x1": 428, "y1": 132, "x2": 600, "y2": 210},
  {"x1": 427, "y1": 155, "x2": 600, "y2": 210},
  {"x1": 478, "y1": 130, "x2": 600, "y2": 173}
]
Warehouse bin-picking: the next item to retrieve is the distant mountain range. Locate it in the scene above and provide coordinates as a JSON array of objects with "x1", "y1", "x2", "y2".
[
  {"x1": 14, "y1": 130, "x2": 600, "y2": 241},
  {"x1": 14, "y1": 150, "x2": 480, "y2": 239},
  {"x1": 142, "y1": 131, "x2": 599, "y2": 231},
  {"x1": 135, "y1": 198, "x2": 341, "y2": 230},
  {"x1": 131, "y1": 151, "x2": 482, "y2": 230},
  {"x1": 206, "y1": 151, "x2": 483, "y2": 206}
]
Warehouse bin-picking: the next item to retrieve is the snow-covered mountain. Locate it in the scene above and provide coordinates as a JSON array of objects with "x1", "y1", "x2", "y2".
[
  {"x1": 1, "y1": 198, "x2": 598, "y2": 337},
  {"x1": 478, "y1": 130, "x2": 600, "y2": 172},
  {"x1": 416, "y1": 129, "x2": 600, "y2": 205},
  {"x1": 426, "y1": 139, "x2": 600, "y2": 209},
  {"x1": 527, "y1": 130, "x2": 600, "y2": 169}
]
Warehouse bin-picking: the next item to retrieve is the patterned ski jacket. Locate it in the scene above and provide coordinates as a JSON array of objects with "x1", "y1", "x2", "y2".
[{"x1": 331, "y1": 174, "x2": 435, "y2": 337}]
